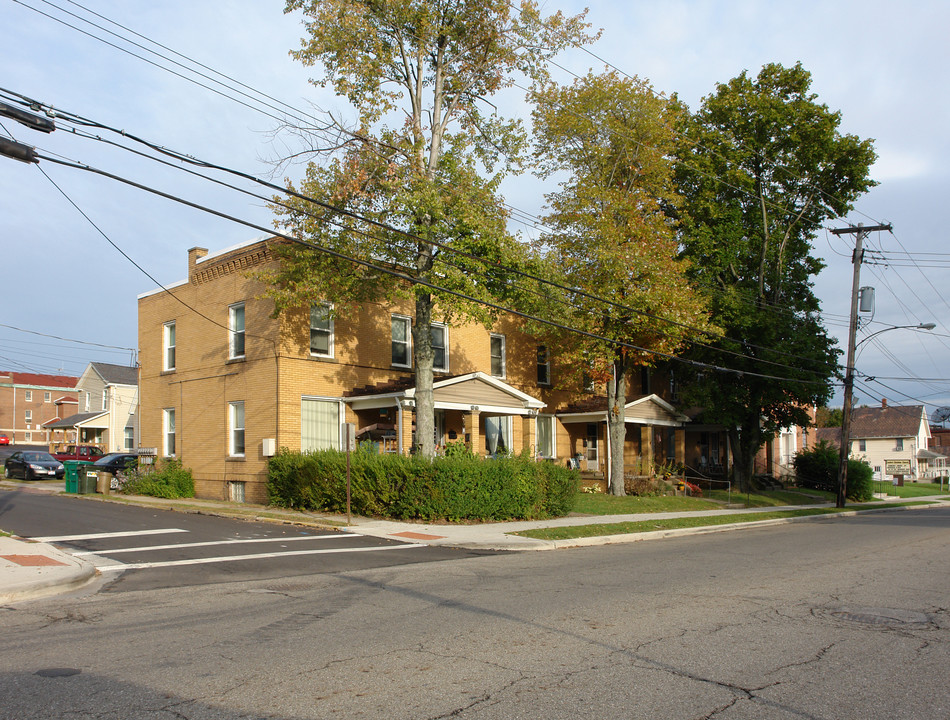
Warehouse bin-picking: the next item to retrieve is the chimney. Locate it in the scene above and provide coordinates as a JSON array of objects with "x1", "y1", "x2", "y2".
[
  {"x1": 188, "y1": 247, "x2": 208, "y2": 283},
  {"x1": 881, "y1": 398, "x2": 888, "y2": 408}
]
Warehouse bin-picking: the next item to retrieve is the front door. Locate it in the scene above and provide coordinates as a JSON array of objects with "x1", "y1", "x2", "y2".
[{"x1": 586, "y1": 423, "x2": 599, "y2": 472}]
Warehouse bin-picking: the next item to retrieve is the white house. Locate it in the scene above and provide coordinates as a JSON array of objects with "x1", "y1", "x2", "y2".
[{"x1": 46, "y1": 363, "x2": 138, "y2": 452}]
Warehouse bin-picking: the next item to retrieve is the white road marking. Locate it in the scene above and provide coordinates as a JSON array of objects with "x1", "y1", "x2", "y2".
[
  {"x1": 33, "y1": 528, "x2": 189, "y2": 542},
  {"x1": 71, "y1": 534, "x2": 344, "y2": 556},
  {"x1": 95, "y1": 543, "x2": 426, "y2": 572}
]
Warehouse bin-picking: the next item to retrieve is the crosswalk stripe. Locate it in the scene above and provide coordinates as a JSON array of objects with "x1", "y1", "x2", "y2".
[
  {"x1": 95, "y1": 543, "x2": 426, "y2": 571},
  {"x1": 72, "y1": 534, "x2": 344, "y2": 556},
  {"x1": 33, "y1": 528, "x2": 188, "y2": 542}
]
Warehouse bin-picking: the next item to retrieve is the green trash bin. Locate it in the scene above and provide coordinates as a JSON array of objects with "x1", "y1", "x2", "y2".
[
  {"x1": 76, "y1": 462, "x2": 97, "y2": 494},
  {"x1": 63, "y1": 460, "x2": 80, "y2": 493}
]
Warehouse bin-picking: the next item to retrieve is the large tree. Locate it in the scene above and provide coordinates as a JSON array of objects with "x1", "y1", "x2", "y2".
[
  {"x1": 676, "y1": 62, "x2": 876, "y2": 489},
  {"x1": 531, "y1": 71, "x2": 710, "y2": 495},
  {"x1": 268, "y1": 0, "x2": 594, "y2": 457}
]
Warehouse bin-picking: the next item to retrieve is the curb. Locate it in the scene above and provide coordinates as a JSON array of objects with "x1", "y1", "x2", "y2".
[{"x1": 0, "y1": 540, "x2": 98, "y2": 605}]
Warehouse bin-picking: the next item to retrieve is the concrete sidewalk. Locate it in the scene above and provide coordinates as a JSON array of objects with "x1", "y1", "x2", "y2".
[{"x1": 2, "y1": 477, "x2": 946, "y2": 604}]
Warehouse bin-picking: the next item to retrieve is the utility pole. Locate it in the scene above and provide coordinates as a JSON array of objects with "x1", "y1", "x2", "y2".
[{"x1": 830, "y1": 222, "x2": 892, "y2": 508}]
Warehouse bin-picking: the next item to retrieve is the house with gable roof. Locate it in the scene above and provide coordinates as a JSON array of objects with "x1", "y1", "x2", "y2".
[
  {"x1": 814, "y1": 399, "x2": 933, "y2": 483},
  {"x1": 45, "y1": 362, "x2": 138, "y2": 453}
]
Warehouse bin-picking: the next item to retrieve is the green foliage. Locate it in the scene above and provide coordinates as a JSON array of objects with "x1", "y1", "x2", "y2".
[
  {"x1": 530, "y1": 70, "x2": 711, "y2": 495},
  {"x1": 676, "y1": 62, "x2": 876, "y2": 488},
  {"x1": 793, "y1": 441, "x2": 872, "y2": 501},
  {"x1": 271, "y1": 0, "x2": 595, "y2": 458},
  {"x1": 267, "y1": 448, "x2": 579, "y2": 521},
  {"x1": 815, "y1": 406, "x2": 844, "y2": 427},
  {"x1": 121, "y1": 458, "x2": 195, "y2": 499}
]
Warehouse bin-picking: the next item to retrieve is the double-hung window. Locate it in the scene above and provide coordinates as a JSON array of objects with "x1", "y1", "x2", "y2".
[
  {"x1": 392, "y1": 315, "x2": 411, "y2": 367},
  {"x1": 490, "y1": 334, "x2": 506, "y2": 378},
  {"x1": 229, "y1": 401, "x2": 245, "y2": 457},
  {"x1": 163, "y1": 409, "x2": 176, "y2": 456},
  {"x1": 431, "y1": 323, "x2": 448, "y2": 372},
  {"x1": 537, "y1": 345, "x2": 551, "y2": 386},
  {"x1": 24, "y1": 409, "x2": 32, "y2": 424},
  {"x1": 24, "y1": 390, "x2": 32, "y2": 402},
  {"x1": 310, "y1": 304, "x2": 334, "y2": 357},
  {"x1": 229, "y1": 303, "x2": 246, "y2": 359},
  {"x1": 44, "y1": 391, "x2": 51, "y2": 403},
  {"x1": 163, "y1": 321, "x2": 176, "y2": 371},
  {"x1": 896, "y1": 438, "x2": 904, "y2": 451}
]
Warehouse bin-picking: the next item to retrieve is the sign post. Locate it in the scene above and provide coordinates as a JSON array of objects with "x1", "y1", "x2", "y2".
[{"x1": 345, "y1": 423, "x2": 356, "y2": 525}]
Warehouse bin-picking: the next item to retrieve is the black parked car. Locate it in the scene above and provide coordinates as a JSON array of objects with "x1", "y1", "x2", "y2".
[
  {"x1": 91, "y1": 453, "x2": 138, "y2": 475},
  {"x1": 4, "y1": 451, "x2": 65, "y2": 480}
]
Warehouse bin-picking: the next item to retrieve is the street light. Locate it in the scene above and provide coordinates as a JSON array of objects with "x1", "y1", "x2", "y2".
[
  {"x1": 855, "y1": 322, "x2": 937, "y2": 360},
  {"x1": 838, "y1": 321, "x2": 936, "y2": 507}
]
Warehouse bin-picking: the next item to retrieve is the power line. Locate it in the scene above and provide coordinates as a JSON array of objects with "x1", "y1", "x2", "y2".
[{"x1": 24, "y1": 145, "x2": 832, "y2": 387}]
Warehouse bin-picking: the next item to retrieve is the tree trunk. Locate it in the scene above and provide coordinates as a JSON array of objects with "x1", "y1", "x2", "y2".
[
  {"x1": 728, "y1": 421, "x2": 760, "y2": 492},
  {"x1": 606, "y1": 356, "x2": 628, "y2": 496},
  {"x1": 413, "y1": 292, "x2": 435, "y2": 459}
]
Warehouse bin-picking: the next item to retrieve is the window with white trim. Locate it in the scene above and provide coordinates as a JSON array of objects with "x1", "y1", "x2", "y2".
[
  {"x1": 124, "y1": 427, "x2": 134, "y2": 451},
  {"x1": 537, "y1": 415, "x2": 555, "y2": 459},
  {"x1": 24, "y1": 409, "x2": 32, "y2": 424},
  {"x1": 163, "y1": 408, "x2": 176, "y2": 456},
  {"x1": 490, "y1": 334, "x2": 506, "y2": 378},
  {"x1": 537, "y1": 345, "x2": 551, "y2": 385},
  {"x1": 229, "y1": 401, "x2": 245, "y2": 457},
  {"x1": 310, "y1": 303, "x2": 334, "y2": 357},
  {"x1": 24, "y1": 390, "x2": 32, "y2": 402},
  {"x1": 229, "y1": 303, "x2": 246, "y2": 359},
  {"x1": 484, "y1": 415, "x2": 512, "y2": 455},
  {"x1": 896, "y1": 438, "x2": 904, "y2": 451},
  {"x1": 163, "y1": 321, "x2": 176, "y2": 371},
  {"x1": 301, "y1": 398, "x2": 340, "y2": 451},
  {"x1": 431, "y1": 323, "x2": 448, "y2": 372},
  {"x1": 391, "y1": 315, "x2": 411, "y2": 367},
  {"x1": 44, "y1": 391, "x2": 51, "y2": 403}
]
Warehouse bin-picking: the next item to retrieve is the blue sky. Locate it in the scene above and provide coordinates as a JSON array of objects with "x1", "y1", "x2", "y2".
[{"x1": 2, "y1": 0, "x2": 948, "y2": 413}]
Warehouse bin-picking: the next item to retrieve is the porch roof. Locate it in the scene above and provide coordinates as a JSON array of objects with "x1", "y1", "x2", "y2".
[
  {"x1": 345, "y1": 371, "x2": 546, "y2": 415},
  {"x1": 43, "y1": 411, "x2": 109, "y2": 430},
  {"x1": 558, "y1": 394, "x2": 690, "y2": 427}
]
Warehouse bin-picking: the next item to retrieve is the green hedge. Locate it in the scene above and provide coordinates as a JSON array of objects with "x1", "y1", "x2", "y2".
[
  {"x1": 120, "y1": 458, "x2": 196, "y2": 499},
  {"x1": 267, "y1": 447, "x2": 580, "y2": 521},
  {"x1": 793, "y1": 440, "x2": 873, "y2": 501}
]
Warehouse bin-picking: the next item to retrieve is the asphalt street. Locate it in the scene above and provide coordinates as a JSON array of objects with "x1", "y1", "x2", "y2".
[
  {"x1": 1, "y1": 505, "x2": 947, "y2": 719},
  {"x1": 0, "y1": 489, "x2": 493, "y2": 593}
]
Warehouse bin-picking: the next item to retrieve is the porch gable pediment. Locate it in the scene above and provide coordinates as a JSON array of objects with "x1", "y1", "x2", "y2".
[{"x1": 347, "y1": 372, "x2": 545, "y2": 415}]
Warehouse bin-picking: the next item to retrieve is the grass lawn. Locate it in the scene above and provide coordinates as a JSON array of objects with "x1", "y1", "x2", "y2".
[
  {"x1": 705, "y1": 488, "x2": 836, "y2": 507},
  {"x1": 518, "y1": 501, "x2": 934, "y2": 541},
  {"x1": 572, "y1": 493, "x2": 720, "y2": 515},
  {"x1": 572, "y1": 487, "x2": 835, "y2": 515},
  {"x1": 876, "y1": 482, "x2": 950, "y2": 499}
]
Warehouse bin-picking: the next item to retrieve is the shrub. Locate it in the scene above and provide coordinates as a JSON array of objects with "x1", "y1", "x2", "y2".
[
  {"x1": 793, "y1": 440, "x2": 874, "y2": 501},
  {"x1": 267, "y1": 448, "x2": 580, "y2": 521},
  {"x1": 846, "y1": 458, "x2": 874, "y2": 502},
  {"x1": 121, "y1": 458, "x2": 195, "y2": 499}
]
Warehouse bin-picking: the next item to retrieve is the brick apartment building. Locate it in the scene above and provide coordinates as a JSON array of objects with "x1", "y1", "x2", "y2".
[
  {"x1": 138, "y1": 237, "x2": 703, "y2": 502},
  {"x1": 0, "y1": 372, "x2": 78, "y2": 444}
]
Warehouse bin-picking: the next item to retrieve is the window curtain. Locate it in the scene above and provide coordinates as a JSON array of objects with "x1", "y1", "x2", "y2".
[
  {"x1": 537, "y1": 416, "x2": 553, "y2": 458},
  {"x1": 301, "y1": 399, "x2": 339, "y2": 452},
  {"x1": 485, "y1": 416, "x2": 510, "y2": 455}
]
